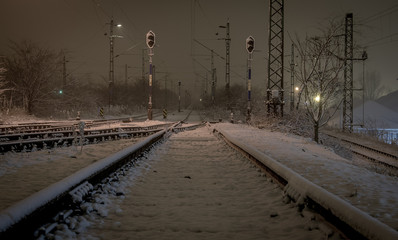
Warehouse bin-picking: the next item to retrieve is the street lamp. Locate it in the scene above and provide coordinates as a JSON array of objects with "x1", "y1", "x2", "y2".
[{"x1": 361, "y1": 50, "x2": 368, "y2": 127}]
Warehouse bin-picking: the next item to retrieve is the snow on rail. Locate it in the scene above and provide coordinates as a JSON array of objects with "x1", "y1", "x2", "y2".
[
  {"x1": 215, "y1": 127, "x2": 398, "y2": 240},
  {"x1": 0, "y1": 127, "x2": 170, "y2": 233}
]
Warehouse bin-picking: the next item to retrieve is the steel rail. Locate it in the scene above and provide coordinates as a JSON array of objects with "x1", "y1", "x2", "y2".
[
  {"x1": 0, "y1": 122, "x2": 179, "y2": 239},
  {"x1": 0, "y1": 123, "x2": 174, "y2": 153},
  {"x1": 213, "y1": 126, "x2": 398, "y2": 240},
  {"x1": 0, "y1": 111, "x2": 197, "y2": 238}
]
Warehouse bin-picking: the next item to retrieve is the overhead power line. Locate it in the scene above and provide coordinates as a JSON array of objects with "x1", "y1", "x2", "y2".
[
  {"x1": 361, "y1": 3, "x2": 398, "y2": 24},
  {"x1": 365, "y1": 32, "x2": 398, "y2": 48}
]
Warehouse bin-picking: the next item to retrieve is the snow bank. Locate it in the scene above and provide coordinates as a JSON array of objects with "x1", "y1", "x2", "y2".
[
  {"x1": 0, "y1": 128, "x2": 167, "y2": 233},
  {"x1": 215, "y1": 127, "x2": 398, "y2": 240}
]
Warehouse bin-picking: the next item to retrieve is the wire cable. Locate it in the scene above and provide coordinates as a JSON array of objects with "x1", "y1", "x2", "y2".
[{"x1": 360, "y1": 3, "x2": 398, "y2": 24}]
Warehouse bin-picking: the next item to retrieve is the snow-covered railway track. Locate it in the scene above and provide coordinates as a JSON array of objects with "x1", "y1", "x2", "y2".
[
  {"x1": 2, "y1": 121, "x2": 396, "y2": 239},
  {"x1": 324, "y1": 132, "x2": 398, "y2": 170},
  {"x1": 0, "y1": 120, "x2": 100, "y2": 135},
  {"x1": 29, "y1": 125, "x2": 341, "y2": 239},
  {"x1": 0, "y1": 120, "x2": 204, "y2": 239},
  {"x1": 215, "y1": 127, "x2": 398, "y2": 240},
  {"x1": 0, "y1": 123, "x2": 173, "y2": 153},
  {"x1": 0, "y1": 115, "x2": 153, "y2": 135},
  {"x1": 0, "y1": 123, "x2": 179, "y2": 239}
]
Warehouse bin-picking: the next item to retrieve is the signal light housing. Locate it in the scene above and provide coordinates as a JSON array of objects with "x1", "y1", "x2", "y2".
[
  {"x1": 146, "y1": 30, "x2": 155, "y2": 49},
  {"x1": 246, "y1": 36, "x2": 255, "y2": 53}
]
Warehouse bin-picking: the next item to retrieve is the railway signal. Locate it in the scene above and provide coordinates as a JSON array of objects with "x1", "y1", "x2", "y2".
[
  {"x1": 246, "y1": 36, "x2": 255, "y2": 122},
  {"x1": 246, "y1": 36, "x2": 255, "y2": 53},
  {"x1": 146, "y1": 30, "x2": 155, "y2": 120},
  {"x1": 146, "y1": 30, "x2": 155, "y2": 49}
]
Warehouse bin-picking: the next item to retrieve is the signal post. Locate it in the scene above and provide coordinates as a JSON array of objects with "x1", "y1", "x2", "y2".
[
  {"x1": 246, "y1": 36, "x2": 255, "y2": 122},
  {"x1": 146, "y1": 30, "x2": 155, "y2": 120}
]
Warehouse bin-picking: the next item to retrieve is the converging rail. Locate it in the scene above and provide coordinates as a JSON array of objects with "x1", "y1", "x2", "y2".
[
  {"x1": 5, "y1": 123, "x2": 338, "y2": 239},
  {"x1": 1, "y1": 120, "x2": 397, "y2": 239}
]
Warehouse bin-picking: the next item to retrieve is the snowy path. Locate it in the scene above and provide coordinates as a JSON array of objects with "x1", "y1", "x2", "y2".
[{"x1": 81, "y1": 126, "x2": 336, "y2": 240}]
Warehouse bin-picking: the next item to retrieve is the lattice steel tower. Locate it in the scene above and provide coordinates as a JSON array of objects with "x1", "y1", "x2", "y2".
[
  {"x1": 266, "y1": 0, "x2": 284, "y2": 117},
  {"x1": 343, "y1": 13, "x2": 354, "y2": 132}
]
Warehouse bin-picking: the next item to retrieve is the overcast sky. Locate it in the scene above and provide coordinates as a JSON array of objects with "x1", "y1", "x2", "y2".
[{"x1": 1, "y1": 0, "x2": 397, "y2": 99}]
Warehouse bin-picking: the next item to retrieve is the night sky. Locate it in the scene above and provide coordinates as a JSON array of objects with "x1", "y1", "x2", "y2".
[{"x1": 1, "y1": 0, "x2": 397, "y2": 100}]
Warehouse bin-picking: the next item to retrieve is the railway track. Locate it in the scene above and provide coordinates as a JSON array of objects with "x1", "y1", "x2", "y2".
[
  {"x1": 0, "y1": 119, "x2": 118, "y2": 135},
  {"x1": 0, "y1": 121, "x2": 172, "y2": 153},
  {"x1": 1, "y1": 117, "x2": 397, "y2": 239},
  {"x1": 77, "y1": 124, "x2": 337, "y2": 239},
  {"x1": 0, "y1": 111, "x2": 164, "y2": 135},
  {"x1": 322, "y1": 130, "x2": 398, "y2": 170}
]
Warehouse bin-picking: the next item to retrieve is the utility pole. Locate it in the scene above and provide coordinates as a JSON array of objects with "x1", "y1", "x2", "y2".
[
  {"x1": 290, "y1": 43, "x2": 295, "y2": 111},
  {"x1": 107, "y1": 17, "x2": 122, "y2": 111},
  {"x1": 165, "y1": 74, "x2": 168, "y2": 109},
  {"x1": 204, "y1": 72, "x2": 208, "y2": 95},
  {"x1": 219, "y1": 19, "x2": 231, "y2": 105},
  {"x1": 343, "y1": 13, "x2": 354, "y2": 132},
  {"x1": 142, "y1": 49, "x2": 146, "y2": 95},
  {"x1": 211, "y1": 50, "x2": 216, "y2": 104},
  {"x1": 193, "y1": 39, "x2": 223, "y2": 105},
  {"x1": 361, "y1": 51, "x2": 368, "y2": 127},
  {"x1": 109, "y1": 18, "x2": 115, "y2": 111},
  {"x1": 178, "y1": 81, "x2": 181, "y2": 112},
  {"x1": 225, "y1": 20, "x2": 231, "y2": 92},
  {"x1": 266, "y1": 0, "x2": 284, "y2": 117},
  {"x1": 153, "y1": 65, "x2": 156, "y2": 109}
]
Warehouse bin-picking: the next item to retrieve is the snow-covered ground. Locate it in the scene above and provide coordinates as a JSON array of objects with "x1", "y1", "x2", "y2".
[
  {"x1": 0, "y1": 138, "x2": 142, "y2": 211},
  {"x1": 214, "y1": 123, "x2": 398, "y2": 230},
  {"x1": 0, "y1": 110, "x2": 397, "y2": 238}
]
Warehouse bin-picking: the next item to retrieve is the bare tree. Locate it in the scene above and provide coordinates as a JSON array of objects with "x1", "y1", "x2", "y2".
[
  {"x1": 293, "y1": 21, "x2": 345, "y2": 143},
  {"x1": 4, "y1": 40, "x2": 60, "y2": 115},
  {"x1": 0, "y1": 57, "x2": 7, "y2": 95},
  {"x1": 0, "y1": 56, "x2": 12, "y2": 111}
]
